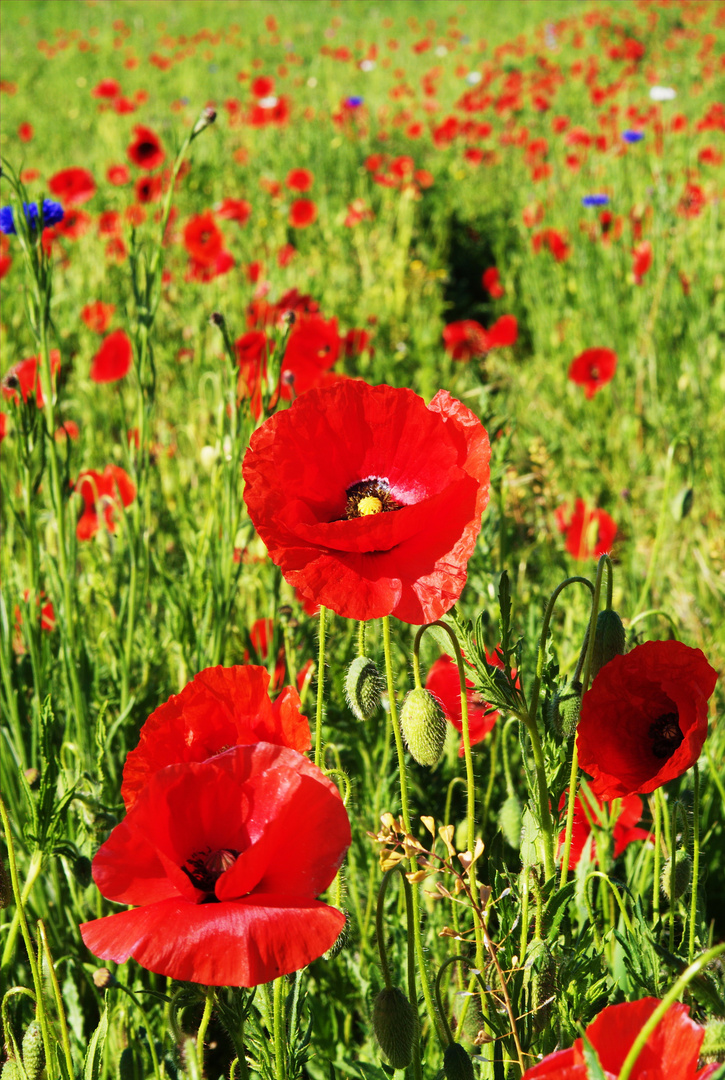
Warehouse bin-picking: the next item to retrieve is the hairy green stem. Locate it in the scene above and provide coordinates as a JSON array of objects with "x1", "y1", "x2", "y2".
[
  {"x1": 197, "y1": 986, "x2": 215, "y2": 1074},
  {"x1": 273, "y1": 977, "x2": 287, "y2": 1080},
  {"x1": 314, "y1": 606, "x2": 327, "y2": 768},
  {"x1": 688, "y1": 764, "x2": 700, "y2": 964}
]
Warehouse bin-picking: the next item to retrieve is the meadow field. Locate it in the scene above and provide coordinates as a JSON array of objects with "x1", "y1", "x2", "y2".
[{"x1": 1, "y1": 0, "x2": 724, "y2": 1077}]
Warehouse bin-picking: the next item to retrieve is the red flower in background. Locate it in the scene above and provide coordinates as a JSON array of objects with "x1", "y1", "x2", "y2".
[
  {"x1": 216, "y1": 197, "x2": 252, "y2": 225},
  {"x1": 93, "y1": 79, "x2": 122, "y2": 99},
  {"x1": 632, "y1": 240, "x2": 653, "y2": 284},
  {"x1": 80, "y1": 743, "x2": 350, "y2": 986},
  {"x1": 289, "y1": 198, "x2": 317, "y2": 228},
  {"x1": 443, "y1": 320, "x2": 487, "y2": 361},
  {"x1": 2, "y1": 351, "x2": 60, "y2": 408},
  {"x1": 90, "y1": 329, "x2": 132, "y2": 383},
  {"x1": 522, "y1": 998, "x2": 717, "y2": 1079},
  {"x1": 556, "y1": 499, "x2": 617, "y2": 560},
  {"x1": 577, "y1": 641, "x2": 717, "y2": 801},
  {"x1": 121, "y1": 665, "x2": 310, "y2": 810},
  {"x1": 135, "y1": 175, "x2": 162, "y2": 204},
  {"x1": 532, "y1": 227, "x2": 570, "y2": 261},
  {"x1": 280, "y1": 313, "x2": 340, "y2": 398},
  {"x1": 235, "y1": 330, "x2": 271, "y2": 417},
  {"x1": 425, "y1": 654, "x2": 499, "y2": 755},
  {"x1": 486, "y1": 314, "x2": 518, "y2": 349},
  {"x1": 74, "y1": 465, "x2": 136, "y2": 540},
  {"x1": 82, "y1": 301, "x2": 116, "y2": 334},
  {"x1": 251, "y1": 75, "x2": 275, "y2": 98},
  {"x1": 242, "y1": 382, "x2": 490, "y2": 624},
  {"x1": 56, "y1": 209, "x2": 92, "y2": 240},
  {"x1": 557, "y1": 789, "x2": 650, "y2": 869},
  {"x1": 49, "y1": 167, "x2": 96, "y2": 206},
  {"x1": 18, "y1": 122, "x2": 34, "y2": 142},
  {"x1": 127, "y1": 125, "x2": 165, "y2": 171},
  {"x1": 107, "y1": 164, "x2": 130, "y2": 186},
  {"x1": 482, "y1": 267, "x2": 504, "y2": 298},
  {"x1": 286, "y1": 168, "x2": 314, "y2": 192},
  {"x1": 568, "y1": 348, "x2": 617, "y2": 398},
  {"x1": 183, "y1": 211, "x2": 224, "y2": 266}
]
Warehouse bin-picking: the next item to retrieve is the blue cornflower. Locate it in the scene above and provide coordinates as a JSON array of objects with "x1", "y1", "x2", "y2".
[
  {"x1": 0, "y1": 200, "x2": 65, "y2": 235},
  {"x1": 345, "y1": 95, "x2": 364, "y2": 108},
  {"x1": 621, "y1": 130, "x2": 645, "y2": 143},
  {"x1": 582, "y1": 194, "x2": 610, "y2": 207}
]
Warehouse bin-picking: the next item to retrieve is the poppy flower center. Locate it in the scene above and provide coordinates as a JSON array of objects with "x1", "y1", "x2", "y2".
[
  {"x1": 138, "y1": 141, "x2": 157, "y2": 159},
  {"x1": 649, "y1": 712, "x2": 683, "y2": 759},
  {"x1": 182, "y1": 847, "x2": 239, "y2": 898},
  {"x1": 345, "y1": 478, "x2": 403, "y2": 519}
]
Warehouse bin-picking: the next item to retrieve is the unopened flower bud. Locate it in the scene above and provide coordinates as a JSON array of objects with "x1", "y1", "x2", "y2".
[
  {"x1": 591, "y1": 609, "x2": 626, "y2": 680},
  {"x1": 209, "y1": 311, "x2": 225, "y2": 328},
  {"x1": 345, "y1": 656, "x2": 382, "y2": 721},
  {"x1": 93, "y1": 966, "x2": 117, "y2": 989},
  {"x1": 400, "y1": 688, "x2": 447, "y2": 767},
  {"x1": 192, "y1": 106, "x2": 216, "y2": 137},
  {"x1": 444, "y1": 1042, "x2": 476, "y2": 1080},
  {"x1": 661, "y1": 849, "x2": 692, "y2": 900},
  {"x1": 1, "y1": 1062, "x2": 21, "y2": 1080},
  {"x1": 549, "y1": 680, "x2": 582, "y2": 738},
  {"x1": 372, "y1": 986, "x2": 416, "y2": 1069},
  {"x1": 498, "y1": 793, "x2": 522, "y2": 849},
  {"x1": 22, "y1": 1022, "x2": 44, "y2": 1080},
  {"x1": 24, "y1": 767, "x2": 40, "y2": 788},
  {"x1": 325, "y1": 910, "x2": 351, "y2": 959}
]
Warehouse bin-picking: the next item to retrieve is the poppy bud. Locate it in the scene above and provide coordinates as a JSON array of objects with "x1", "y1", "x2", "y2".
[
  {"x1": 119, "y1": 1047, "x2": 137, "y2": 1080},
  {"x1": 661, "y1": 849, "x2": 692, "y2": 901},
  {"x1": 325, "y1": 910, "x2": 351, "y2": 959},
  {"x1": 498, "y1": 793, "x2": 522, "y2": 849},
  {"x1": 93, "y1": 967, "x2": 117, "y2": 989},
  {"x1": 549, "y1": 680, "x2": 582, "y2": 738},
  {"x1": 372, "y1": 986, "x2": 416, "y2": 1069},
  {"x1": 400, "y1": 688, "x2": 447, "y2": 767},
  {"x1": 591, "y1": 609, "x2": 626, "y2": 680},
  {"x1": 345, "y1": 656, "x2": 383, "y2": 721},
  {"x1": 671, "y1": 486, "x2": 694, "y2": 521},
  {"x1": 1, "y1": 1063, "x2": 20, "y2": 1080},
  {"x1": 444, "y1": 1041, "x2": 476, "y2": 1080},
  {"x1": 21, "y1": 1023, "x2": 43, "y2": 1080},
  {"x1": 73, "y1": 854, "x2": 93, "y2": 888},
  {"x1": 531, "y1": 943, "x2": 557, "y2": 1032}
]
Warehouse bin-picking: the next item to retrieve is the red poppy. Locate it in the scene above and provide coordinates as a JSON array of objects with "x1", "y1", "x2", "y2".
[
  {"x1": 56, "y1": 208, "x2": 92, "y2": 240},
  {"x1": 632, "y1": 241, "x2": 653, "y2": 284},
  {"x1": 677, "y1": 183, "x2": 706, "y2": 219},
  {"x1": 121, "y1": 665, "x2": 310, "y2": 810},
  {"x1": 280, "y1": 313, "x2": 340, "y2": 398},
  {"x1": 522, "y1": 998, "x2": 718, "y2": 1079},
  {"x1": 135, "y1": 175, "x2": 162, "y2": 204},
  {"x1": 2, "y1": 350, "x2": 61, "y2": 408},
  {"x1": 442, "y1": 320, "x2": 487, "y2": 361},
  {"x1": 98, "y1": 211, "x2": 121, "y2": 237},
  {"x1": 286, "y1": 168, "x2": 314, "y2": 192},
  {"x1": 289, "y1": 198, "x2": 317, "y2": 228},
  {"x1": 48, "y1": 167, "x2": 96, "y2": 206},
  {"x1": 81, "y1": 301, "x2": 115, "y2": 334},
  {"x1": 186, "y1": 248, "x2": 235, "y2": 283},
  {"x1": 216, "y1": 197, "x2": 252, "y2": 225},
  {"x1": 93, "y1": 78, "x2": 122, "y2": 99},
  {"x1": 251, "y1": 75, "x2": 275, "y2": 98},
  {"x1": 90, "y1": 329, "x2": 132, "y2": 383},
  {"x1": 107, "y1": 164, "x2": 130, "y2": 186},
  {"x1": 485, "y1": 314, "x2": 518, "y2": 349},
  {"x1": 568, "y1": 348, "x2": 617, "y2": 398},
  {"x1": 183, "y1": 211, "x2": 224, "y2": 266},
  {"x1": 235, "y1": 331, "x2": 271, "y2": 417},
  {"x1": 425, "y1": 655, "x2": 498, "y2": 755},
  {"x1": 556, "y1": 499, "x2": 617, "y2": 560},
  {"x1": 482, "y1": 267, "x2": 504, "y2": 298},
  {"x1": 127, "y1": 125, "x2": 165, "y2": 171},
  {"x1": 74, "y1": 465, "x2": 136, "y2": 540},
  {"x1": 532, "y1": 227, "x2": 570, "y2": 261},
  {"x1": 80, "y1": 742, "x2": 349, "y2": 986},
  {"x1": 557, "y1": 789, "x2": 650, "y2": 869},
  {"x1": 18, "y1": 122, "x2": 34, "y2": 142},
  {"x1": 576, "y1": 640, "x2": 717, "y2": 801},
  {"x1": 242, "y1": 382, "x2": 491, "y2": 624},
  {"x1": 55, "y1": 419, "x2": 80, "y2": 441}
]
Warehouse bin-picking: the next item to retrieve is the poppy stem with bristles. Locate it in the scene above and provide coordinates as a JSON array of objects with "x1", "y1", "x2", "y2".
[{"x1": 314, "y1": 605, "x2": 327, "y2": 769}]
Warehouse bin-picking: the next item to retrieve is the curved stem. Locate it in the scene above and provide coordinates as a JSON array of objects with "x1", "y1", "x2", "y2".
[
  {"x1": 617, "y1": 943, "x2": 725, "y2": 1080},
  {"x1": 314, "y1": 606, "x2": 327, "y2": 769},
  {"x1": 196, "y1": 987, "x2": 215, "y2": 1074},
  {"x1": 688, "y1": 764, "x2": 700, "y2": 964},
  {"x1": 585, "y1": 872, "x2": 635, "y2": 936},
  {"x1": 38, "y1": 921, "x2": 74, "y2": 1079}
]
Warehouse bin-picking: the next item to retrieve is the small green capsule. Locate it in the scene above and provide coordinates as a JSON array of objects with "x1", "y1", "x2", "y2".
[
  {"x1": 400, "y1": 687, "x2": 447, "y2": 767},
  {"x1": 661, "y1": 849, "x2": 692, "y2": 901},
  {"x1": 372, "y1": 986, "x2": 416, "y2": 1069},
  {"x1": 345, "y1": 656, "x2": 383, "y2": 721},
  {"x1": 591, "y1": 608, "x2": 626, "y2": 680},
  {"x1": 444, "y1": 1041, "x2": 476, "y2": 1080}
]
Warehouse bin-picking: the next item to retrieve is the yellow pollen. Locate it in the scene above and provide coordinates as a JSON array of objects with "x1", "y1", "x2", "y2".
[{"x1": 358, "y1": 496, "x2": 383, "y2": 516}]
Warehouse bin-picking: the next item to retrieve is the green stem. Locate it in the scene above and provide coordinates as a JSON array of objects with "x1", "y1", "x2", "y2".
[
  {"x1": 688, "y1": 764, "x2": 700, "y2": 964},
  {"x1": 381, "y1": 616, "x2": 443, "y2": 1045},
  {"x1": 618, "y1": 944, "x2": 725, "y2": 1080},
  {"x1": 37, "y1": 920, "x2": 74, "y2": 1079},
  {"x1": 1, "y1": 848, "x2": 43, "y2": 979},
  {"x1": 376, "y1": 867, "x2": 423, "y2": 1080},
  {"x1": 196, "y1": 987, "x2": 215, "y2": 1074},
  {"x1": 634, "y1": 435, "x2": 690, "y2": 616},
  {"x1": 273, "y1": 977, "x2": 287, "y2": 1080},
  {"x1": 314, "y1": 606, "x2": 327, "y2": 768},
  {"x1": 652, "y1": 790, "x2": 662, "y2": 923}
]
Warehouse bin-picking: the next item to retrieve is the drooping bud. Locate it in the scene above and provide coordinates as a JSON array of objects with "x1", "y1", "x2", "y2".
[
  {"x1": 372, "y1": 987, "x2": 416, "y2": 1069},
  {"x1": 325, "y1": 911, "x2": 351, "y2": 959},
  {"x1": 21, "y1": 1022, "x2": 44, "y2": 1080},
  {"x1": 400, "y1": 688, "x2": 447, "y2": 767},
  {"x1": 118, "y1": 1047, "x2": 137, "y2": 1080},
  {"x1": 531, "y1": 942, "x2": 557, "y2": 1033},
  {"x1": 661, "y1": 849, "x2": 692, "y2": 901},
  {"x1": 192, "y1": 106, "x2": 217, "y2": 138},
  {"x1": 590, "y1": 609, "x2": 626, "y2": 680},
  {"x1": 345, "y1": 656, "x2": 383, "y2": 721},
  {"x1": 444, "y1": 1041, "x2": 476, "y2": 1080},
  {"x1": 548, "y1": 680, "x2": 582, "y2": 738},
  {"x1": 498, "y1": 794, "x2": 522, "y2": 849}
]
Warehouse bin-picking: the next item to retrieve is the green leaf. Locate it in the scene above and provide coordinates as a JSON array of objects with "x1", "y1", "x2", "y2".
[
  {"x1": 580, "y1": 1034, "x2": 608, "y2": 1080},
  {"x1": 83, "y1": 992, "x2": 109, "y2": 1080}
]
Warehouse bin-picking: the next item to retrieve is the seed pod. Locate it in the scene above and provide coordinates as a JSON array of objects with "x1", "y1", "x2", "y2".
[
  {"x1": 372, "y1": 986, "x2": 416, "y2": 1069},
  {"x1": 444, "y1": 1041, "x2": 476, "y2": 1080},
  {"x1": 21, "y1": 1022, "x2": 44, "y2": 1080},
  {"x1": 591, "y1": 608, "x2": 626, "y2": 680},
  {"x1": 345, "y1": 656, "x2": 383, "y2": 721},
  {"x1": 661, "y1": 849, "x2": 692, "y2": 900},
  {"x1": 549, "y1": 680, "x2": 582, "y2": 738},
  {"x1": 498, "y1": 793, "x2": 522, "y2": 849},
  {"x1": 400, "y1": 688, "x2": 447, "y2": 767},
  {"x1": 73, "y1": 854, "x2": 93, "y2": 889}
]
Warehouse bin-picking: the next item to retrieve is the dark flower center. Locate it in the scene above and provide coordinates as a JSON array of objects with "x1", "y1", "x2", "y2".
[
  {"x1": 649, "y1": 712, "x2": 683, "y2": 759},
  {"x1": 138, "y1": 141, "x2": 157, "y2": 159},
  {"x1": 182, "y1": 847, "x2": 239, "y2": 900},
  {"x1": 345, "y1": 478, "x2": 403, "y2": 519}
]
